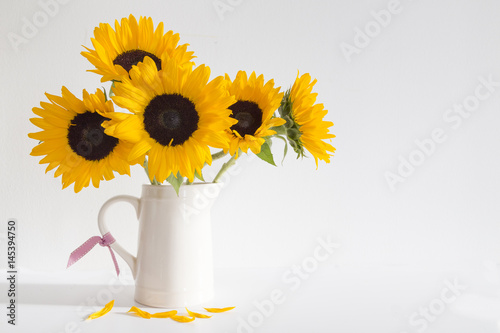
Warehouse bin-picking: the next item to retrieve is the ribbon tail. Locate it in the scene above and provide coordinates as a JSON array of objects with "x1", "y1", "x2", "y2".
[
  {"x1": 106, "y1": 246, "x2": 120, "y2": 276},
  {"x1": 66, "y1": 233, "x2": 120, "y2": 276},
  {"x1": 67, "y1": 255, "x2": 77, "y2": 269},
  {"x1": 67, "y1": 236, "x2": 101, "y2": 268}
]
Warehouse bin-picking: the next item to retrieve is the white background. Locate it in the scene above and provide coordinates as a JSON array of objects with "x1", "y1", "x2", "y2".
[{"x1": 1, "y1": 0, "x2": 500, "y2": 332}]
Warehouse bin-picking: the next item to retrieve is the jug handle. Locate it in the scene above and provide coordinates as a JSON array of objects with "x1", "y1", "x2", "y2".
[{"x1": 98, "y1": 195, "x2": 139, "y2": 279}]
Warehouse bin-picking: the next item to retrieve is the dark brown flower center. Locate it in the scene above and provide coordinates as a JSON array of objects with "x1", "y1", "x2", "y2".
[
  {"x1": 229, "y1": 100, "x2": 263, "y2": 136},
  {"x1": 67, "y1": 111, "x2": 118, "y2": 161},
  {"x1": 113, "y1": 49, "x2": 161, "y2": 73},
  {"x1": 143, "y1": 94, "x2": 199, "y2": 146}
]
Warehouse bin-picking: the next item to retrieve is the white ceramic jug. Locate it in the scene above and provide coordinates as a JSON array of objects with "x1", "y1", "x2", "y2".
[{"x1": 97, "y1": 183, "x2": 221, "y2": 307}]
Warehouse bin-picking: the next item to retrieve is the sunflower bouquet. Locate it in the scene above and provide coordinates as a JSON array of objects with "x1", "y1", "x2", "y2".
[{"x1": 28, "y1": 15, "x2": 335, "y2": 194}]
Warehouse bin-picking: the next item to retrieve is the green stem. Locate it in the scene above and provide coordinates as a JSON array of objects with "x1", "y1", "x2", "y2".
[
  {"x1": 211, "y1": 150, "x2": 227, "y2": 161},
  {"x1": 213, "y1": 155, "x2": 236, "y2": 183}
]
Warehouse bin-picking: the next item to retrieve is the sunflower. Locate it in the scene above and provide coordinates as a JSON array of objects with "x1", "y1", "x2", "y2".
[
  {"x1": 223, "y1": 71, "x2": 285, "y2": 158},
  {"x1": 103, "y1": 56, "x2": 237, "y2": 183},
  {"x1": 28, "y1": 88, "x2": 136, "y2": 192},
  {"x1": 82, "y1": 14, "x2": 194, "y2": 82},
  {"x1": 279, "y1": 73, "x2": 335, "y2": 167}
]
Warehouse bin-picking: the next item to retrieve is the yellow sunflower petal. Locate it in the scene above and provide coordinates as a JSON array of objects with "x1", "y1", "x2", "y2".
[
  {"x1": 151, "y1": 310, "x2": 177, "y2": 318},
  {"x1": 127, "y1": 306, "x2": 152, "y2": 319},
  {"x1": 282, "y1": 72, "x2": 335, "y2": 166},
  {"x1": 28, "y1": 87, "x2": 136, "y2": 192},
  {"x1": 82, "y1": 15, "x2": 194, "y2": 82},
  {"x1": 223, "y1": 71, "x2": 284, "y2": 158},
  {"x1": 109, "y1": 57, "x2": 235, "y2": 182},
  {"x1": 128, "y1": 139, "x2": 152, "y2": 162},
  {"x1": 86, "y1": 300, "x2": 114, "y2": 320},
  {"x1": 185, "y1": 308, "x2": 212, "y2": 318},
  {"x1": 204, "y1": 306, "x2": 236, "y2": 313},
  {"x1": 170, "y1": 314, "x2": 196, "y2": 323}
]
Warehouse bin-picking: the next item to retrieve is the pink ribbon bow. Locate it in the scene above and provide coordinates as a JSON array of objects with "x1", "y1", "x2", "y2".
[{"x1": 67, "y1": 232, "x2": 120, "y2": 276}]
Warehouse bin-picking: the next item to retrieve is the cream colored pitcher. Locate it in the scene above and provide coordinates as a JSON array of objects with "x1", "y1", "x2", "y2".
[{"x1": 98, "y1": 183, "x2": 221, "y2": 307}]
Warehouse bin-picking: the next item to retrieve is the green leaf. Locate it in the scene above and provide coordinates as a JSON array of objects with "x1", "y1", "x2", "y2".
[
  {"x1": 166, "y1": 172, "x2": 184, "y2": 196},
  {"x1": 283, "y1": 142, "x2": 288, "y2": 163},
  {"x1": 256, "y1": 141, "x2": 276, "y2": 166},
  {"x1": 194, "y1": 169, "x2": 205, "y2": 182},
  {"x1": 274, "y1": 135, "x2": 288, "y2": 165},
  {"x1": 265, "y1": 136, "x2": 273, "y2": 148}
]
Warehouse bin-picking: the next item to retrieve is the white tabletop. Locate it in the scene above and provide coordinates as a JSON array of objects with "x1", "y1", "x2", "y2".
[{"x1": 2, "y1": 264, "x2": 500, "y2": 333}]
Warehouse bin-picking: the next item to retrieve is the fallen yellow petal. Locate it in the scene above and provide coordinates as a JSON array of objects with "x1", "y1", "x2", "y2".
[
  {"x1": 186, "y1": 308, "x2": 212, "y2": 318},
  {"x1": 204, "y1": 306, "x2": 236, "y2": 313},
  {"x1": 170, "y1": 314, "x2": 196, "y2": 323},
  {"x1": 128, "y1": 306, "x2": 152, "y2": 319},
  {"x1": 86, "y1": 300, "x2": 114, "y2": 320},
  {"x1": 152, "y1": 310, "x2": 177, "y2": 318}
]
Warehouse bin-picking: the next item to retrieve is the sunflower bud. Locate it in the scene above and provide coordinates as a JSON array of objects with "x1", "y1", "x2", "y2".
[
  {"x1": 286, "y1": 128, "x2": 301, "y2": 141},
  {"x1": 283, "y1": 115, "x2": 294, "y2": 128}
]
